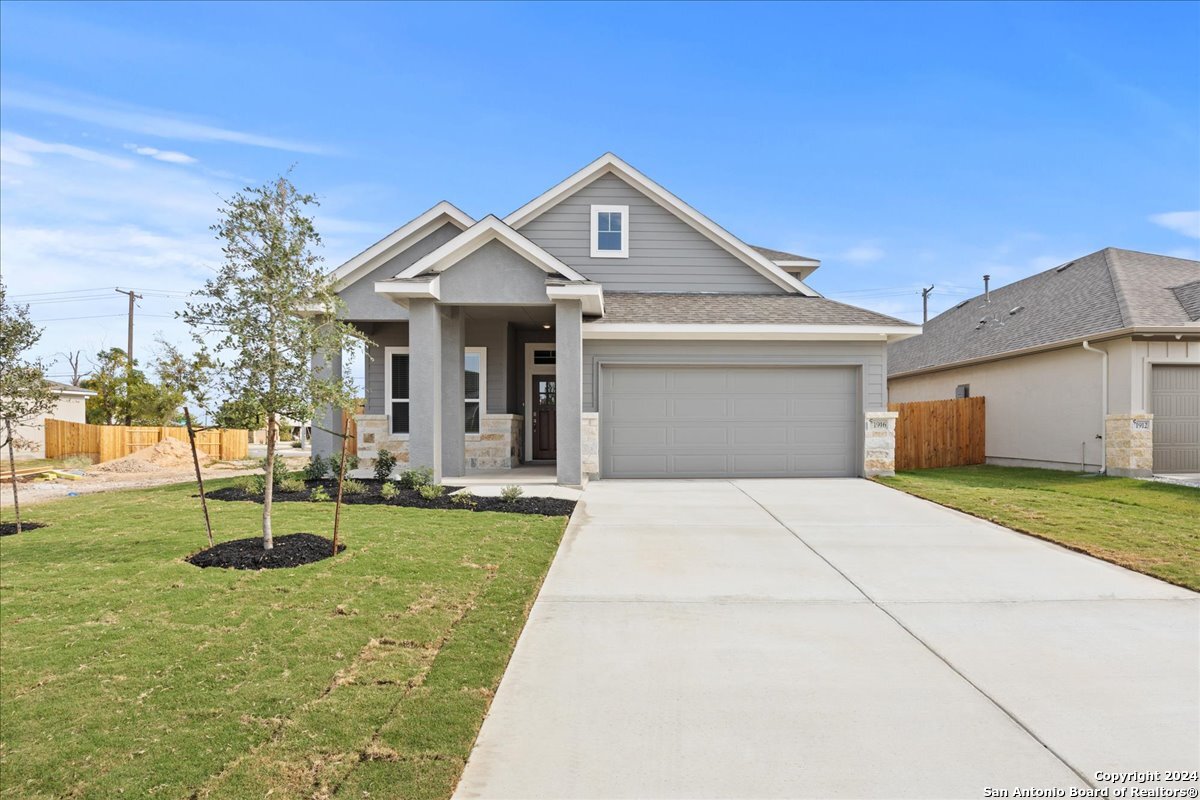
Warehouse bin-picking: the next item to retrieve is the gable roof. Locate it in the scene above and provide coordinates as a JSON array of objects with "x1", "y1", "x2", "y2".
[
  {"x1": 751, "y1": 246, "x2": 819, "y2": 264},
  {"x1": 330, "y1": 201, "x2": 474, "y2": 288},
  {"x1": 503, "y1": 153, "x2": 818, "y2": 296},
  {"x1": 889, "y1": 248, "x2": 1200, "y2": 377},
  {"x1": 48, "y1": 380, "x2": 96, "y2": 397},
  {"x1": 395, "y1": 215, "x2": 588, "y2": 282}
]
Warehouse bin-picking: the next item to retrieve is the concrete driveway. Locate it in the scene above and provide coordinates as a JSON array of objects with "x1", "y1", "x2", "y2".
[{"x1": 454, "y1": 480, "x2": 1200, "y2": 799}]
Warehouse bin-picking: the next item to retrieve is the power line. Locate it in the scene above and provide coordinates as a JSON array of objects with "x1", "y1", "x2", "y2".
[{"x1": 31, "y1": 313, "x2": 178, "y2": 322}]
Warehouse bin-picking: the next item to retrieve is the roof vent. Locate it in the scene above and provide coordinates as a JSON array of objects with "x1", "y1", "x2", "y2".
[
  {"x1": 1055, "y1": 261, "x2": 1075, "y2": 273},
  {"x1": 954, "y1": 300, "x2": 969, "y2": 310},
  {"x1": 1009, "y1": 305, "x2": 1025, "y2": 316}
]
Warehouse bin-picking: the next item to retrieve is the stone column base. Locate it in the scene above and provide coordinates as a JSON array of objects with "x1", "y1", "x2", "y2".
[
  {"x1": 1105, "y1": 414, "x2": 1153, "y2": 477},
  {"x1": 864, "y1": 411, "x2": 900, "y2": 477},
  {"x1": 466, "y1": 414, "x2": 522, "y2": 471},
  {"x1": 581, "y1": 412, "x2": 600, "y2": 481}
]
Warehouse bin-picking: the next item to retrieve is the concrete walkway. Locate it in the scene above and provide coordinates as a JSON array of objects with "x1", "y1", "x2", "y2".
[{"x1": 454, "y1": 479, "x2": 1199, "y2": 799}]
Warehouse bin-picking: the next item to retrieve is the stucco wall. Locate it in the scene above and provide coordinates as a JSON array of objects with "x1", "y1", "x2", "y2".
[
  {"x1": 888, "y1": 344, "x2": 1107, "y2": 471},
  {"x1": 336, "y1": 222, "x2": 462, "y2": 321}
]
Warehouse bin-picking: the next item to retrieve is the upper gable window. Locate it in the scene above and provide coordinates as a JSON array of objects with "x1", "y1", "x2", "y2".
[{"x1": 590, "y1": 204, "x2": 629, "y2": 258}]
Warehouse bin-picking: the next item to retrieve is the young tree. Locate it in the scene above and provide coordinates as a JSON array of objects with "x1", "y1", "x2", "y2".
[
  {"x1": 0, "y1": 279, "x2": 56, "y2": 533},
  {"x1": 182, "y1": 174, "x2": 362, "y2": 550},
  {"x1": 152, "y1": 338, "x2": 215, "y2": 424}
]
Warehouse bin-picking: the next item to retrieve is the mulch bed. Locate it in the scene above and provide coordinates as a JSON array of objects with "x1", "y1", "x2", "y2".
[
  {"x1": 187, "y1": 532, "x2": 344, "y2": 570},
  {"x1": 0, "y1": 521, "x2": 47, "y2": 537},
  {"x1": 206, "y1": 479, "x2": 576, "y2": 516}
]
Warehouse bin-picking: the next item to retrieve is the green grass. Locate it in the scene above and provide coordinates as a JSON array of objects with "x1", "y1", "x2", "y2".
[
  {"x1": 0, "y1": 478, "x2": 568, "y2": 799},
  {"x1": 876, "y1": 466, "x2": 1200, "y2": 591}
]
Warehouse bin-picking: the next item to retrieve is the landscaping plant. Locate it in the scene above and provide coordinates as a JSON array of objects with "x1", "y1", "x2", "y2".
[
  {"x1": 182, "y1": 173, "x2": 365, "y2": 550},
  {"x1": 418, "y1": 483, "x2": 446, "y2": 501},
  {"x1": 303, "y1": 454, "x2": 332, "y2": 481},
  {"x1": 0, "y1": 278, "x2": 55, "y2": 534},
  {"x1": 308, "y1": 485, "x2": 331, "y2": 502},
  {"x1": 379, "y1": 481, "x2": 399, "y2": 500},
  {"x1": 373, "y1": 448, "x2": 397, "y2": 481},
  {"x1": 500, "y1": 484, "x2": 524, "y2": 503},
  {"x1": 340, "y1": 478, "x2": 368, "y2": 495},
  {"x1": 399, "y1": 466, "x2": 434, "y2": 490}
]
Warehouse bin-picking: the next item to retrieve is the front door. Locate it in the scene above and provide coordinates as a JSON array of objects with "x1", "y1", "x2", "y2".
[{"x1": 531, "y1": 375, "x2": 557, "y2": 460}]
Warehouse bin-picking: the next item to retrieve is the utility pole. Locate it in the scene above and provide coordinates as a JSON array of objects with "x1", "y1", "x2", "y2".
[
  {"x1": 115, "y1": 288, "x2": 143, "y2": 425},
  {"x1": 921, "y1": 285, "x2": 935, "y2": 323}
]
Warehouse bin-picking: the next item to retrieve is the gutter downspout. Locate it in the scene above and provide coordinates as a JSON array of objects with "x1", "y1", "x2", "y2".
[{"x1": 1081, "y1": 340, "x2": 1107, "y2": 474}]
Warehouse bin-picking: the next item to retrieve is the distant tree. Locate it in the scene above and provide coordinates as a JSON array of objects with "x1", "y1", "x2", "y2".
[
  {"x1": 214, "y1": 394, "x2": 266, "y2": 431},
  {"x1": 0, "y1": 278, "x2": 56, "y2": 533},
  {"x1": 57, "y1": 350, "x2": 86, "y2": 385},
  {"x1": 152, "y1": 338, "x2": 215, "y2": 424},
  {"x1": 181, "y1": 174, "x2": 363, "y2": 551},
  {"x1": 82, "y1": 348, "x2": 177, "y2": 425}
]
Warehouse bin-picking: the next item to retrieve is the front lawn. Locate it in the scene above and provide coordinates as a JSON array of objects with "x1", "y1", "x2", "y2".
[
  {"x1": 0, "y1": 478, "x2": 567, "y2": 799},
  {"x1": 877, "y1": 466, "x2": 1199, "y2": 591}
]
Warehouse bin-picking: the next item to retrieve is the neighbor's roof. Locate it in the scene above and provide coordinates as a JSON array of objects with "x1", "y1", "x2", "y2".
[
  {"x1": 751, "y1": 246, "x2": 819, "y2": 263},
  {"x1": 592, "y1": 292, "x2": 914, "y2": 327},
  {"x1": 48, "y1": 380, "x2": 96, "y2": 396},
  {"x1": 889, "y1": 248, "x2": 1200, "y2": 377}
]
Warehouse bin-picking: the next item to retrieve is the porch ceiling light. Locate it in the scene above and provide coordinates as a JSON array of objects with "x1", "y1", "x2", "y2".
[{"x1": 543, "y1": 324, "x2": 552, "y2": 329}]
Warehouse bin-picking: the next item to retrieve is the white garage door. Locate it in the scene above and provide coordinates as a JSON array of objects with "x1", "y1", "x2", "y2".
[{"x1": 600, "y1": 365, "x2": 859, "y2": 478}]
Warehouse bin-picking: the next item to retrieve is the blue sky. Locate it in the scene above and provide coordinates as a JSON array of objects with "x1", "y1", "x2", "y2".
[{"x1": 2, "y1": 0, "x2": 1197, "y2": 386}]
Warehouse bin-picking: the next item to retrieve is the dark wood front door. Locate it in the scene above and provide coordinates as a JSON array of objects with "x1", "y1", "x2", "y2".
[{"x1": 531, "y1": 375, "x2": 556, "y2": 460}]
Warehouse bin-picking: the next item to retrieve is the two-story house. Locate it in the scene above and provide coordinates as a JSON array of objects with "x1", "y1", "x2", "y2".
[{"x1": 315, "y1": 154, "x2": 920, "y2": 486}]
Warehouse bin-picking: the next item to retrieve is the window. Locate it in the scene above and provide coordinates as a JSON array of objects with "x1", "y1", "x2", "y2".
[
  {"x1": 955, "y1": 384, "x2": 970, "y2": 399},
  {"x1": 590, "y1": 204, "x2": 629, "y2": 258},
  {"x1": 384, "y1": 346, "x2": 487, "y2": 436},
  {"x1": 532, "y1": 349, "x2": 556, "y2": 365}
]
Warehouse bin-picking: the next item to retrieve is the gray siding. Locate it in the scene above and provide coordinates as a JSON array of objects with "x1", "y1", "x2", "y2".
[
  {"x1": 518, "y1": 173, "x2": 784, "y2": 294},
  {"x1": 361, "y1": 318, "x2": 510, "y2": 416},
  {"x1": 337, "y1": 222, "x2": 462, "y2": 320},
  {"x1": 582, "y1": 340, "x2": 886, "y2": 414}
]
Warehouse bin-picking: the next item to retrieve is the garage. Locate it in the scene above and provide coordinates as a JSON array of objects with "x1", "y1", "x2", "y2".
[
  {"x1": 599, "y1": 365, "x2": 859, "y2": 478},
  {"x1": 1151, "y1": 364, "x2": 1200, "y2": 473}
]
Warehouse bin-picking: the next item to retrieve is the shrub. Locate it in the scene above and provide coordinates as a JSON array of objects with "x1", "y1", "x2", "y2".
[
  {"x1": 309, "y1": 485, "x2": 330, "y2": 502},
  {"x1": 450, "y1": 492, "x2": 476, "y2": 509},
  {"x1": 290, "y1": 440, "x2": 302, "y2": 449},
  {"x1": 258, "y1": 455, "x2": 290, "y2": 487},
  {"x1": 277, "y1": 477, "x2": 305, "y2": 493},
  {"x1": 341, "y1": 478, "x2": 368, "y2": 496},
  {"x1": 373, "y1": 449, "x2": 397, "y2": 481},
  {"x1": 238, "y1": 474, "x2": 265, "y2": 496},
  {"x1": 303, "y1": 454, "x2": 331, "y2": 481},
  {"x1": 345, "y1": 454, "x2": 360, "y2": 472},
  {"x1": 500, "y1": 485, "x2": 524, "y2": 503},
  {"x1": 418, "y1": 483, "x2": 445, "y2": 501},
  {"x1": 379, "y1": 481, "x2": 399, "y2": 500},
  {"x1": 399, "y1": 467, "x2": 434, "y2": 490}
]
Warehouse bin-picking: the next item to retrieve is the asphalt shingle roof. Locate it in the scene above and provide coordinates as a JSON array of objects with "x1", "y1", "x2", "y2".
[
  {"x1": 594, "y1": 292, "x2": 913, "y2": 327},
  {"x1": 888, "y1": 248, "x2": 1200, "y2": 376},
  {"x1": 751, "y1": 246, "x2": 818, "y2": 263}
]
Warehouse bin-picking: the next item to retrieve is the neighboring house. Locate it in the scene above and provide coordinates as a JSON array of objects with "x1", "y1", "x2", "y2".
[
  {"x1": 316, "y1": 153, "x2": 920, "y2": 485},
  {"x1": 889, "y1": 248, "x2": 1200, "y2": 477},
  {"x1": 8, "y1": 380, "x2": 97, "y2": 459}
]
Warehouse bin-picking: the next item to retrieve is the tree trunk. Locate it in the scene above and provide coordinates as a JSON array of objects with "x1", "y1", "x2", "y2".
[
  {"x1": 332, "y1": 413, "x2": 350, "y2": 557},
  {"x1": 185, "y1": 407, "x2": 214, "y2": 548},
  {"x1": 263, "y1": 413, "x2": 276, "y2": 551},
  {"x1": 5, "y1": 420, "x2": 20, "y2": 534}
]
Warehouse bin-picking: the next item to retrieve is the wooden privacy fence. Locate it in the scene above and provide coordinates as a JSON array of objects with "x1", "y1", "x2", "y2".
[
  {"x1": 888, "y1": 396, "x2": 986, "y2": 470},
  {"x1": 45, "y1": 419, "x2": 249, "y2": 463}
]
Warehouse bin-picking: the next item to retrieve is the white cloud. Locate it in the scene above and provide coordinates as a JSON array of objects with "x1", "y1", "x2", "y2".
[
  {"x1": 0, "y1": 131, "x2": 133, "y2": 169},
  {"x1": 4, "y1": 88, "x2": 326, "y2": 154},
  {"x1": 126, "y1": 144, "x2": 197, "y2": 164},
  {"x1": 1150, "y1": 210, "x2": 1200, "y2": 239},
  {"x1": 841, "y1": 244, "x2": 885, "y2": 264}
]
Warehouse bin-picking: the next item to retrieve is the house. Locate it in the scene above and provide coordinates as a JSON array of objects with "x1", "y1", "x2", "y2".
[
  {"x1": 314, "y1": 154, "x2": 920, "y2": 485},
  {"x1": 888, "y1": 248, "x2": 1200, "y2": 477},
  {"x1": 9, "y1": 380, "x2": 97, "y2": 459}
]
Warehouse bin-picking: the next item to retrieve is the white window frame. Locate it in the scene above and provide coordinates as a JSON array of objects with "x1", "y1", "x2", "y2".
[
  {"x1": 383, "y1": 346, "x2": 410, "y2": 439},
  {"x1": 464, "y1": 346, "x2": 487, "y2": 437},
  {"x1": 590, "y1": 204, "x2": 629, "y2": 259}
]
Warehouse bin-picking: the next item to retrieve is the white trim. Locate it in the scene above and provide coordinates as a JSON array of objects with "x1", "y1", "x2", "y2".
[
  {"x1": 464, "y1": 346, "x2": 487, "y2": 435},
  {"x1": 546, "y1": 283, "x2": 604, "y2": 315},
  {"x1": 395, "y1": 215, "x2": 588, "y2": 282},
  {"x1": 383, "y1": 346, "x2": 411, "y2": 439},
  {"x1": 523, "y1": 342, "x2": 557, "y2": 461},
  {"x1": 503, "y1": 153, "x2": 816, "y2": 296},
  {"x1": 590, "y1": 204, "x2": 629, "y2": 258},
  {"x1": 330, "y1": 201, "x2": 473, "y2": 289},
  {"x1": 581, "y1": 323, "x2": 922, "y2": 341},
  {"x1": 374, "y1": 275, "x2": 441, "y2": 302}
]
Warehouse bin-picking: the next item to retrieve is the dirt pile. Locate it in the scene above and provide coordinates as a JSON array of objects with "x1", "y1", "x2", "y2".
[{"x1": 93, "y1": 438, "x2": 212, "y2": 474}]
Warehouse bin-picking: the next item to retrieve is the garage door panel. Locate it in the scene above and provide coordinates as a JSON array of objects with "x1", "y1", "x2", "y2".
[
  {"x1": 601, "y1": 365, "x2": 859, "y2": 478},
  {"x1": 1151, "y1": 365, "x2": 1200, "y2": 474}
]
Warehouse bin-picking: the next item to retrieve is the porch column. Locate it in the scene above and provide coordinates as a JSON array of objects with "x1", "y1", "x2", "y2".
[
  {"x1": 311, "y1": 346, "x2": 342, "y2": 460},
  {"x1": 440, "y1": 306, "x2": 466, "y2": 477},
  {"x1": 555, "y1": 299, "x2": 583, "y2": 486},
  {"x1": 408, "y1": 298, "x2": 443, "y2": 482}
]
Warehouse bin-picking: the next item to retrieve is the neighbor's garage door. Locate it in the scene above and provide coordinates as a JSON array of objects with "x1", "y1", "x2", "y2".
[
  {"x1": 1151, "y1": 364, "x2": 1200, "y2": 473},
  {"x1": 600, "y1": 365, "x2": 858, "y2": 478}
]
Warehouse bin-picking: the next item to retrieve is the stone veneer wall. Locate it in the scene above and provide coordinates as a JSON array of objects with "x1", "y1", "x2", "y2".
[
  {"x1": 581, "y1": 412, "x2": 600, "y2": 480},
  {"x1": 1104, "y1": 413, "x2": 1153, "y2": 478},
  {"x1": 354, "y1": 413, "x2": 521, "y2": 475},
  {"x1": 863, "y1": 411, "x2": 899, "y2": 477}
]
